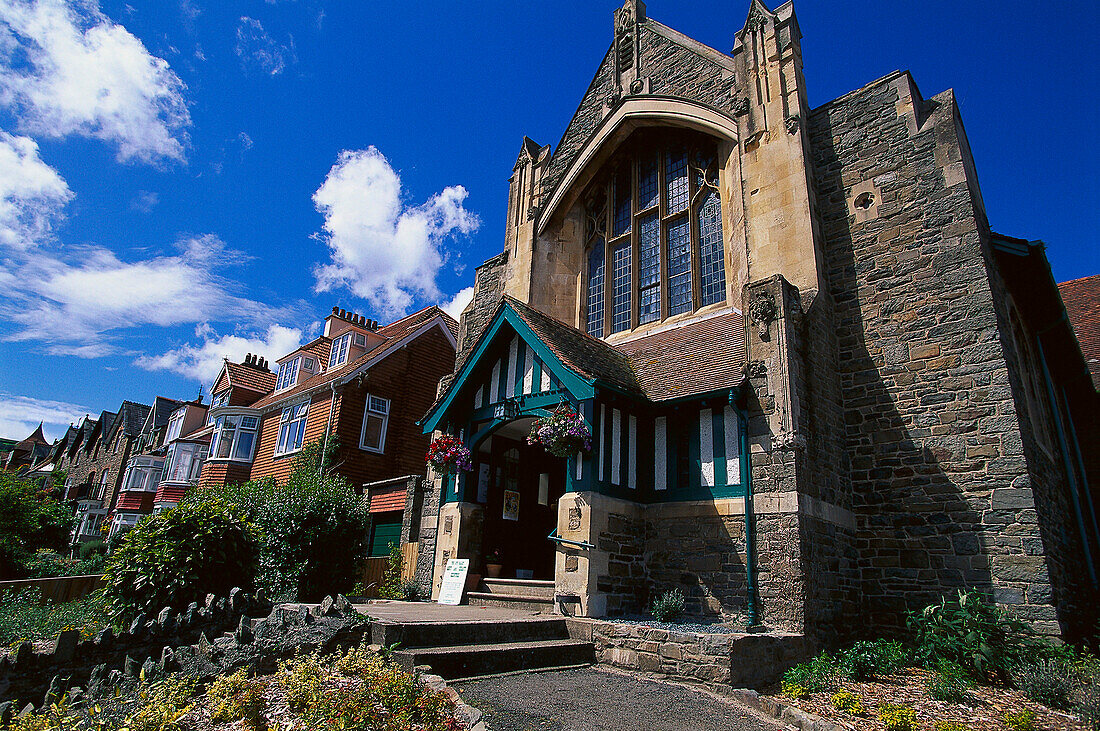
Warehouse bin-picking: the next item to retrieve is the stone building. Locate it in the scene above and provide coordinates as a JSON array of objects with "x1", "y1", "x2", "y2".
[{"x1": 420, "y1": 0, "x2": 1098, "y2": 644}]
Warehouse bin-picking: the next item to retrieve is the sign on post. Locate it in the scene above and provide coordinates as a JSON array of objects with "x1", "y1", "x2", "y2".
[{"x1": 437, "y1": 558, "x2": 470, "y2": 606}]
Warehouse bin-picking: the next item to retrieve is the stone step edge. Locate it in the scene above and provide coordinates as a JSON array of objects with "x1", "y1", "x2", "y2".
[
  {"x1": 466, "y1": 592, "x2": 554, "y2": 603},
  {"x1": 481, "y1": 578, "x2": 555, "y2": 586},
  {"x1": 398, "y1": 638, "x2": 591, "y2": 656},
  {"x1": 446, "y1": 662, "x2": 594, "y2": 684}
]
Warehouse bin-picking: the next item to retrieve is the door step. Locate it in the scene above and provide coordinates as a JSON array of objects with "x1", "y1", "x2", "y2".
[
  {"x1": 393, "y1": 638, "x2": 595, "y2": 679},
  {"x1": 479, "y1": 578, "x2": 555, "y2": 599},
  {"x1": 466, "y1": 592, "x2": 554, "y2": 611}
]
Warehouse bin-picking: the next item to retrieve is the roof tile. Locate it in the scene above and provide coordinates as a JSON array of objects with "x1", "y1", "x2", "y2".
[{"x1": 1059, "y1": 274, "x2": 1100, "y2": 389}]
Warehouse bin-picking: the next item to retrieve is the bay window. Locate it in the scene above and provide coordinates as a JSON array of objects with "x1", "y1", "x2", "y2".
[
  {"x1": 122, "y1": 457, "x2": 163, "y2": 492},
  {"x1": 583, "y1": 129, "x2": 728, "y2": 337},
  {"x1": 210, "y1": 414, "x2": 259, "y2": 462},
  {"x1": 276, "y1": 401, "x2": 309, "y2": 455},
  {"x1": 162, "y1": 442, "x2": 209, "y2": 484},
  {"x1": 359, "y1": 394, "x2": 390, "y2": 453}
]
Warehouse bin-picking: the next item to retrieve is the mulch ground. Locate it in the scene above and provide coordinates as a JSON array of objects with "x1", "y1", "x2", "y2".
[{"x1": 769, "y1": 668, "x2": 1087, "y2": 730}]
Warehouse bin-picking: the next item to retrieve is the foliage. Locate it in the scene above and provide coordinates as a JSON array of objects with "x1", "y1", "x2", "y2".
[
  {"x1": 202, "y1": 442, "x2": 371, "y2": 602},
  {"x1": 1012, "y1": 658, "x2": 1075, "y2": 710},
  {"x1": 1004, "y1": 710, "x2": 1037, "y2": 731},
  {"x1": 425, "y1": 434, "x2": 472, "y2": 475},
  {"x1": 278, "y1": 651, "x2": 330, "y2": 713},
  {"x1": 838, "y1": 639, "x2": 907, "y2": 681},
  {"x1": 782, "y1": 653, "x2": 839, "y2": 694},
  {"x1": 23, "y1": 549, "x2": 104, "y2": 579},
  {"x1": 877, "y1": 703, "x2": 917, "y2": 731},
  {"x1": 649, "y1": 588, "x2": 686, "y2": 623},
  {"x1": 1, "y1": 674, "x2": 196, "y2": 731},
  {"x1": 207, "y1": 668, "x2": 266, "y2": 731},
  {"x1": 379, "y1": 544, "x2": 404, "y2": 599},
  {"x1": 781, "y1": 680, "x2": 808, "y2": 699},
  {"x1": 77, "y1": 540, "x2": 107, "y2": 561},
  {"x1": 934, "y1": 723, "x2": 968, "y2": 731},
  {"x1": 527, "y1": 404, "x2": 592, "y2": 458},
  {"x1": 0, "y1": 587, "x2": 107, "y2": 646},
  {"x1": 924, "y1": 660, "x2": 972, "y2": 703},
  {"x1": 1076, "y1": 668, "x2": 1100, "y2": 730},
  {"x1": 829, "y1": 689, "x2": 864, "y2": 715},
  {"x1": 0, "y1": 471, "x2": 73, "y2": 579},
  {"x1": 401, "y1": 579, "x2": 424, "y2": 602},
  {"x1": 908, "y1": 589, "x2": 1031, "y2": 681},
  {"x1": 100, "y1": 495, "x2": 260, "y2": 622}
]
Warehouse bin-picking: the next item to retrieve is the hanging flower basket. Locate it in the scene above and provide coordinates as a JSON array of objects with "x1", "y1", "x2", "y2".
[
  {"x1": 426, "y1": 434, "x2": 472, "y2": 475},
  {"x1": 527, "y1": 405, "x2": 592, "y2": 458}
]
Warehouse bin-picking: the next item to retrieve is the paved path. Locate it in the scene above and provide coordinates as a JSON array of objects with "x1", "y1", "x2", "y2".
[{"x1": 453, "y1": 667, "x2": 783, "y2": 731}]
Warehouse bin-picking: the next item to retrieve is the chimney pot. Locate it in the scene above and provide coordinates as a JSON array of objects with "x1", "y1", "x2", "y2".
[{"x1": 332, "y1": 306, "x2": 339, "y2": 314}]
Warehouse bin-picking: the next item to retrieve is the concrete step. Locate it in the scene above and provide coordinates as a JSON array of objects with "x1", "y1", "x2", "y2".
[
  {"x1": 393, "y1": 638, "x2": 595, "y2": 679},
  {"x1": 480, "y1": 578, "x2": 555, "y2": 599},
  {"x1": 372, "y1": 617, "x2": 569, "y2": 648},
  {"x1": 466, "y1": 592, "x2": 554, "y2": 612}
]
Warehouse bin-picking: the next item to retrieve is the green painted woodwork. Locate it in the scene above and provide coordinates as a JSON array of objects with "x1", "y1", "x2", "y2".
[{"x1": 369, "y1": 518, "x2": 401, "y2": 557}]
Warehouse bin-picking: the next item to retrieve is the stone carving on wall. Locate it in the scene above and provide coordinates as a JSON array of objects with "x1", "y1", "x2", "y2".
[
  {"x1": 773, "y1": 429, "x2": 806, "y2": 452},
  {"x1": 785, "y1": 115, "x2": 800, "y2": 134},
  {"x1": 744, "y1": 360, "x2": 768, "y2": 379},
  {"x1": 748, "y1": 292, "x2": 777, "y2": 340},
  {"x1": 615, "y1": 3, "x2": 635, "y2": 72}
]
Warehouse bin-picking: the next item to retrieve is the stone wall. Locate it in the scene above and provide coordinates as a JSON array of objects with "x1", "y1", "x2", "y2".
[
  {"x1": 457, "y1": 251, "x2": 509, "y2": 360},
  {"x1": 596, "y1": 512, "x2": 647, "y2": 615},
  {"x1": 807, "y1": 71, "x2": 1061, "y2": 635}
]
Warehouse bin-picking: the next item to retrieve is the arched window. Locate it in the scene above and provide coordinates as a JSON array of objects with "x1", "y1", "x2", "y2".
[{"x1": 583, "y1": 130, "x2": 727, "y2": 337}]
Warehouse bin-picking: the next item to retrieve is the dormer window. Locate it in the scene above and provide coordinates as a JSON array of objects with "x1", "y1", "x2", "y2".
[
  {"x1": 165, "y1": 408, "x2": 186, "y2": 442},
  {"x1": 329, "y1": 332, "x2": 352, "y2": 368},
  {"x1": 276, "y1": 356, "x2": 301, "y2": 391},
  {"x1": 211, "y1": 392, "x2": 229, "y2": 408}
]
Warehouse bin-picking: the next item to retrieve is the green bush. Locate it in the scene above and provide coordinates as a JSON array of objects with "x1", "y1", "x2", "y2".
[
  {"x1": 1013, "y1": 658, "x2": 1075, "y2": 710},
  {"x1": 782, "y1": 653, "x2": 839, "y2": 694},
  {"x1": 208, "y1": 668, "x2": 266, "y2": 730},
  {"x1": 100, "y1": 496, "x2": 260, "y2": 622},
  {"x1": 401, "y1": 579, "x2": 424, "y2": 602},
  {"x1": 934, "y1": 722, "x2": 968, "y2": 731},
  {"x1": 380, "y1": 545, "x2": 404, "y2": 599},
  {"x1": 838, "y1": 639, "x2": 907, "y2": 680},
  {"x1": 908, "y1": 589, "x2": 1030, "y2": 681},
  {"x1": 77, "y1": 540, "x2": 107, "y2": 560},
  {"x1": 877, "y1": 703, "x2": 917, "y2": 731},
  {"x1": 1004, "y1": 710, "x2": 1036, "y2": 731},
  {"x1": 0, "y1": 587, "x2": 107, "y2": 645},
  {"x1": 925, "y1": 660, "x2": 972, "y2": 703},
  {"x1": 1076, "y1": 671, "x2": 1100, "y2": 730},
  {"x1": 830, "y1": 689, "x2": 864, "y2": 715},
  {"x1": 650, "y1": 588, "x2": 686, "y2": 622},
  {"x1": 200, "y1": 441, "x2": 371, "y2": 602},
  {"x1": 0, "y1": 472, "x2": 72, "y2": 579}
]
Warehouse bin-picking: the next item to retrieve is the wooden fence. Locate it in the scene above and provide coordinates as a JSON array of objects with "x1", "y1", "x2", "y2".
[
  {"x1": 355, "y1": 543, "x2": 418, "y2": 598},
  {"x1": 0, "y1": 574, "x2": 105, "y2": 603}
]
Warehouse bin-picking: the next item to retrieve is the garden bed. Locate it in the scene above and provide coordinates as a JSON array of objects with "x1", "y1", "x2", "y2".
[
  {"x1": 769, "y1": 667, "x2": 1087, "y2": 731},
  {"x1": 0, "y1": 588, "x2": 107, "y2": 657}
]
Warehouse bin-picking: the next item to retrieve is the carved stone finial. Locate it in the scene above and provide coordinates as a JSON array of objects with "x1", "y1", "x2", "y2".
[
  {"x1": 785, "y1": 115, "x2": 800, "y2": 134},
  {"x1": 748, "y1": 292, "x2": 777, "y2": 340},
  {"x1": 746, "y1": 2, "x2": 768, "y2": 31}
]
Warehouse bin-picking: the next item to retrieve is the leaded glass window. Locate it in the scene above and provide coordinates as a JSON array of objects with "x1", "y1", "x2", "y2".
[
  {"x1": 586, "y1": 238, "x2": 605, "y2": 338},
  {"x1": 582, "y1": 129, "x2": 726, "y2": 337},
  {"x1": 611, "y1": 241, "x2": 631, "y2": 333}
]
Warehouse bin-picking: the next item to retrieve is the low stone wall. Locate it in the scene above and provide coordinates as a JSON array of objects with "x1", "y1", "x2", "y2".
[
  {"x1": 0, "y1": 574, "x2": 104, "y2": 604},
  {"x1": 567, "y1": 617, "x2": 812, "y2": 691}
]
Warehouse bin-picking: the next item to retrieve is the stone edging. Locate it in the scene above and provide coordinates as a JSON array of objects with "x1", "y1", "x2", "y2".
[
  {"x1": 728, "y1": 688, "x2": 842, "y2": 731},
  {"x1": 418, "y1": 671, "x2": 486, "y2": 731}
]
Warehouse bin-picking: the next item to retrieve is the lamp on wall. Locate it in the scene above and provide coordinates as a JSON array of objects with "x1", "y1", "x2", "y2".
[{"x1": 493, "y1": 397, "x2": 520, "y2": 421}]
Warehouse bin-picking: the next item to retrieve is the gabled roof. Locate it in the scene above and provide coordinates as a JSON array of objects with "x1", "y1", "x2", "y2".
[
  {"x1": 103, "y1": 400, "x2": 151, "y2": 446},
  {"x1": 15, "y1": 423, "x2": 49, "y2": 450},
  {"x1": 252, "y1": 306, "x2": 458, "y2": 410},
  {"x1": 1059, "y1": 274, "x2": 1100, "y2": 389},
  {"x1": 219, "y1": 360, "x2": 277, "y2": 395}
]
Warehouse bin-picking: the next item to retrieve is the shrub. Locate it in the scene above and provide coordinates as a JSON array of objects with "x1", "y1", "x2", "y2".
[
  {"x1": 208, "y1": 668, "x2": 267, "y2": 730},
  {"x1": 1004, "y1": 710, "x2": 1036, "y2": 731},
  {"x1": 380, "y1": 544, "x2": 404, "y2": 599},
  {"x1": 100, "y1": 496, "x2": 260, "y2": 622},
  {"x1": 77, "y1": 540, "x2": 107, "y2": 560},
  {"x1": 934, "y1": 723, "x2": 967, "y2": 731},
  {"x1": 0, "y1": 588, "x2": 107, "y2": 645},
  {"x1": 838, "y1": 639, "x2": 907, "y2": 680},
  {"x1": 830, "y1": 689, "x2": 864, "y2": 715},
  {"x1": 0, "y1": 472, "x2": 72, "y2": 579},
  {"x1": 401, "y1": 579, "x2": 424, "y2": 602},
  {"x1": 925, "y1": 660, "x2": 972, "y2": 703},
  {"x1": 1012, "y1": 658, "x2": 1075, "y2": 710},
  {"x1": 908, "y1": 589, "x2": 1029, "y2": 681},
  {"x1": 202, "y1": 442, "x2": 371, "y2": 602},
  {"x1": 782, "y1": 653, "x2": 839, "y2": 694},
  {"x1": 277, "y1": 651, "x2": 331, "y2": 712},
  {"x1": 650, "y1": 588, "x2": 686, "y2": 622},
  {"x1": 877, "y1": 703, "x2": 917, "y2": 731}
]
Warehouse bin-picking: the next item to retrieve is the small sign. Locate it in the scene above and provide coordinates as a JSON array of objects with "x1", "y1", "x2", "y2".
[
  {"x1": 503, "y1": 490, "x2": 520, "y2": 521},
  {"x1": 437, "y1": 558, "x2": 470, "y2": 606}
]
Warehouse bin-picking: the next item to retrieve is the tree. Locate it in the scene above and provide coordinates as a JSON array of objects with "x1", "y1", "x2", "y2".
[{"x1": 0, "y1": 471, "x2": 73, "y2": 579}]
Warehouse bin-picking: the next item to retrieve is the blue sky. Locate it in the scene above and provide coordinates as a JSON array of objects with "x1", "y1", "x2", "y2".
[{"x1": 0, "y1": 0, "x2": 1096, "y2": 441}]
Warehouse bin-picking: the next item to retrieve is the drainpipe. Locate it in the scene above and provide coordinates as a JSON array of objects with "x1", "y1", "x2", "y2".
[
  {"x1": 320, "y1": 381, "x2": 337, "y2": 477},
  {"x1": 735, "y1": 390, "x2": 760, "y2": 628}
]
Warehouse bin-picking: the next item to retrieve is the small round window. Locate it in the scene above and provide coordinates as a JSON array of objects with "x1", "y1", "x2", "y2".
[{"x1": 854, "y1": 191, "x2": 875, "y2": 210}]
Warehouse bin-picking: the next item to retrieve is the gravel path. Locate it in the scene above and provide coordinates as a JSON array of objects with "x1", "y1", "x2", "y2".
[{"x1": 453, "y1": 667, "x2": 783, "y2": 731}]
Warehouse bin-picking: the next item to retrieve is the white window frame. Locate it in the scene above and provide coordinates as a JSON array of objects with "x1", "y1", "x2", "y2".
[
  {"x1": 275, "y1": 401, "x2": 310, "y2": 456},
  {"x1": 275, "y1": 356, "x2": 301, "y2": 392},
  {"x1": 162, "y1": 442, "x2": 209, "y2": 484},
  {"x1": 359, "y1": 393, "x2": 390, "y2": 454},
  {"x1": 209, "y1": 413, "x2": 260, "y2": 462},
  {"x1": 122, "y1": 456, "x2": 164, "y2": 492},
  {"x1": 329, "y1": 332, "x2": 352, "y2": 368},
  {"x1": 165, "y1": 408, "x2": 186, "y2": 442}
]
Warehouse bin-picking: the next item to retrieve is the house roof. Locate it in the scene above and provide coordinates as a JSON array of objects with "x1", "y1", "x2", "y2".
[
  {"x1": 15, "y1": 423, "x2": 49, "y2": 450},
  {"x1": 1059, "y1": 274, "x2": 1100, "y2": 389},
  {"x1": 221, "y1": 360, "x2": 277, "y2": 394},
  {"x1": 252, "y1": 305, "x2": 458, "y2": 410}
]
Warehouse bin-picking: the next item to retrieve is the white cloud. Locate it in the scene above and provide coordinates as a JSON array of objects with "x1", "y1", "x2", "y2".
[
  {"x1": 136, "y1": 323, "x2": 304, "y2": 384},
  {"x1": 0, "y1": 0, "x2": 191, "y2": 164},
  {"x1": 0, "y1": 392, "x2": 89, "y2": 442},
  {"x1": 236, "y1": 131, "x2": 252, "y2": 151},
  {"x1": 441, "y1": 286, "x2": 473, "y2": 321},
  {"x1": 235, "y1": 17, "x2": 294, "y2": 76},
  {"x1": 131, "y1": 189, "x2": 158, "y2": 212},
  {"x1": 0, "y1": 130, "x2": 72, "y2": 248},
  {"x1": 312, "y1": 147, "x2": 479, "y2": 319}
]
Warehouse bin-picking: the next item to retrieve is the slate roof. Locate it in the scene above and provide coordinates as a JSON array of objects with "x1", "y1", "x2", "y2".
[
  {"x1": 15, "y1": 423, "x2": 49, "y2": 450},
  {"x1": 503, "y1": 297, "x2": 747, "y2": 402},
  {"x1": 252, "y1": 306, "x2": 458, "y2": 410},
  {"x1": 1059, "y1": 274, "x2": 1100, "y2": 389},
  {"x1": 223, "y1": 361, "x2": 277, "y2": 394}
]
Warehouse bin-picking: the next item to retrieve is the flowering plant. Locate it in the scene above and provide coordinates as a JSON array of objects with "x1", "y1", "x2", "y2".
[
  {"x1": 527, "y1": 404, "x2": 592, "y2": 458},
  {"x1": 425, "y1": 434, "x2": 473, "y2": 474}
]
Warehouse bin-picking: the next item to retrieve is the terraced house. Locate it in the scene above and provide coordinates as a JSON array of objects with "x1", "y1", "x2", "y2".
[{"x1": 419, "y1": 0, "x2": 1099, "y2": 645}]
